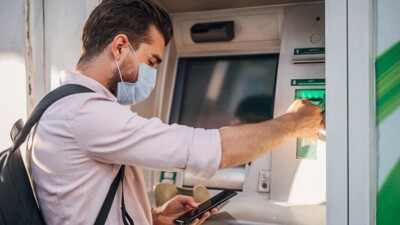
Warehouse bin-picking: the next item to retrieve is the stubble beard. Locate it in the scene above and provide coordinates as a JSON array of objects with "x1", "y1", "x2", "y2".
[
  {"x1": 108, "y1": 58, "x2": 136, "y2": 97},
  {"x1": 108, "y1": 67, "x2": 120, "y2": 97}
]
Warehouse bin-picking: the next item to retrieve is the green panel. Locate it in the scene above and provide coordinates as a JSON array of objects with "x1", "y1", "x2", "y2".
[
  {"x1": 295, "y1": 89, "x2": 325, "y2": 159},
  {"x1": 296, "y1": 138, "x2": 317, "y2": 159},
  {"x1": 376, "y1": 41, "x2": 400, "y2": 122},
  {"x1": 377, "y1": 160, "x2": 400, "y2": 224},
  {"x1": 291, "y1": 79, "x2": 326, "y2": 86},
  {"x1": 294, "y1": 47, "x2": 325, "y2": 55},
  {"x1": 295, "y1": 89, "x2": 326, "y2": 112}
]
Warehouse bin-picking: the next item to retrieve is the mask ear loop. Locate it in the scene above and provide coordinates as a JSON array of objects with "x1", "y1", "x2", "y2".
[
  {"x1": 114, "y1": 58, "x2": 124, "y2": 83},
  {"x1": 114, "y1": 58, "x2": 130, "y2": 97},
  {"x1": 128, "y1": 43, "x2": 141, "y2": 65}
]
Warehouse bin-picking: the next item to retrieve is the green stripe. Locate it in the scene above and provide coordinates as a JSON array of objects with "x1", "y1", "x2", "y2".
[
  {"x1": 376, "y1": 41, "x2": 400, "y2": 79},
  {"x1": 377, "y1": 159, "x2": 400, "y2": 224},
  {"x1": 376, "y1": 62, "x2": 400, "y2": 121},
  {"x1": 377, "y1": 40, "x2": 400, "y2": 225},
  {"x1": 376, "y1": 41, "x2": 400, "y2": 122}
]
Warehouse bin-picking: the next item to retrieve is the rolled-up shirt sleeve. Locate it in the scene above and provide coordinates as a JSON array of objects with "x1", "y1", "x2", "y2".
[
  {"x1": 71, "y1": 95, "x2": 221, "y2": 179},
  {"x1": 186, "y1": 128, "x2": 221, "y2": 178}
]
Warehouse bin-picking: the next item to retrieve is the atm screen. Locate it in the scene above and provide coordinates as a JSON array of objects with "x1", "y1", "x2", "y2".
[
  {"x1": 170, "y1": 54, "x2": 279, "y2": 189},
  {"x1": 170, "y1": 54, "x2": 279, "y2": 129}
]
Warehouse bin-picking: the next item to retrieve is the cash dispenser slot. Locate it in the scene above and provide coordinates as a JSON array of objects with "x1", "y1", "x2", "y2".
[{"x1": 295, "y1": 89, "x2": 326, "y2": 159}]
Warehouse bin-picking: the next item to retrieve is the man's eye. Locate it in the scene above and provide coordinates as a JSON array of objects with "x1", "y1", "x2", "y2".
[{"x1": 149, "y1": 61, "x2": 157, "y2": 68}]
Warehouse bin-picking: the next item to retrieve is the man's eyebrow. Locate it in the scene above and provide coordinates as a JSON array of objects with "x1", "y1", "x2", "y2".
[{"x1": 152, "y1": 53, "x2": 163, "y2": 64}]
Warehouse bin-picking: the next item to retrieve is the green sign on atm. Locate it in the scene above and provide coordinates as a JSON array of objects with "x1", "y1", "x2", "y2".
[
  {"x1": 291, "y1": 79, "x2": 325, "y2": 86},
  {"x1": 294, "y1": 47, "x2": 325, "y2": 55}
]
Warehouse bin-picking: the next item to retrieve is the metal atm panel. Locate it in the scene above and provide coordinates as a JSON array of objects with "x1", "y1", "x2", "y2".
[{"x1": 270, "y1": 3, "x2": 326, "y2": 204}]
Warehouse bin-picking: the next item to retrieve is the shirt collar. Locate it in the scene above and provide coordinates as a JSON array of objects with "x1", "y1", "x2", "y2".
[{"x1": 60, "y1": 70, "x2": 117, "y2": 102}]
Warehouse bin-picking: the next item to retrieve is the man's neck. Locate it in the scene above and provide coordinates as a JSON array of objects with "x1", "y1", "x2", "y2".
[{"x1": 75, "y1": 57, "x2": 111, "y2": 90}]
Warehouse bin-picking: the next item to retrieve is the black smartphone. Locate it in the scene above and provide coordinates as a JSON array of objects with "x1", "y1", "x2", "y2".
[{"x1": 174, "y1": 190, "x2": 238, "y2": 225}]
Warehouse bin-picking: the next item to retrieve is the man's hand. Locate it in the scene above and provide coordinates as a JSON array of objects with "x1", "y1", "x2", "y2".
[
  {"x1": 218, "y1": 99, "x2": 324, "y2": 169},
  {"x1": 152, "y1": 195, "x2": 218, "y2": 225},
  {"x1": 285, "y1": 99, "x2": 324, "y2": 139}
]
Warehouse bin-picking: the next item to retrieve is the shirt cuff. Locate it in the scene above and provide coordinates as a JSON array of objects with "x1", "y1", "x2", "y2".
[{"x1": 185, "y1": 128, "x2": 222, "y2": 179}]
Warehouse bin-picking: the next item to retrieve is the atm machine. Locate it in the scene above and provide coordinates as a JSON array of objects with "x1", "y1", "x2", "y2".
[{"x1": 143, "y1": 2, "x2": 327, "y2": 224}]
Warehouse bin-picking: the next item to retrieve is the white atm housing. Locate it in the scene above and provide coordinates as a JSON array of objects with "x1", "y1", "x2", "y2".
[{"x1": 145, "y1": 3, "x2": 327, "y2": 224}]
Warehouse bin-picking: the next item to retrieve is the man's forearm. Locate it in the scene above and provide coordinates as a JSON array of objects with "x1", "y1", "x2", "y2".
[{"x1": 218, "y1": 114, "x2": 296, "y2": 169}]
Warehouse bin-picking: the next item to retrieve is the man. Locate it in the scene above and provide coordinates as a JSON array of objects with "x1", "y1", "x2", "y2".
[{"x1": 30, "y1": 0, "x2": 323, "y2": 224}]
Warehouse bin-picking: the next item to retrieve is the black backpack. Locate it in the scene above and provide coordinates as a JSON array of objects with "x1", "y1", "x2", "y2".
[{"x1": 0, "y1": 84, "x2": 128, "y2": 225}]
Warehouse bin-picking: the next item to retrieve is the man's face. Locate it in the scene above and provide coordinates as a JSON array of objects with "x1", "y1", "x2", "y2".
[{"x1": 109, "y1": 26, "x2": 165, "y2": 95}]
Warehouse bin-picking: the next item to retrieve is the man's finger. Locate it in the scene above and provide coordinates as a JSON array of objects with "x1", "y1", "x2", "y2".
[
  {"x1": 210, "y1": 208, "x2": 218, "y2": 215},
  {"x1": 189, "y1": 218, "x2": 200, "y2": 225},
  {"x1": 319, "y1": 121, "x2": 325, "y2": 130},
  {"x1": 174, "y1": 195, "x2": 198, "y2": 208},
  {"x1": 310, "y1": 132, "x2": 319, "y2": 139},
  {"x1": 197, "y1": 211, "x2": 211, "y2": 224},
  {"x1": 314, "y1": 105, "x2": 323, "y2": 113},
  {"x1": 300, "y1": 99, "x2": 312, "y2": 105}
]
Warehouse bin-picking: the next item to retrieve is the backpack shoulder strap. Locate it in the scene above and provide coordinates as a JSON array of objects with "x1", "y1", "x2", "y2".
[
  {"x1": 94, "y1": 165, "x2": 125, "y2": 225},
  {"x1": 9, "y1": 84, "x2": 125, "y2": 224},
  {"x1": 12, "y1": 84, "x2": 94, "y2": 150}
]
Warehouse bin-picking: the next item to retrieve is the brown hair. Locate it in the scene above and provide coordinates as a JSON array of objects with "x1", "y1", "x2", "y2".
[{"x1": 77, "y1": 0, "x2": 173, "y2": 65}]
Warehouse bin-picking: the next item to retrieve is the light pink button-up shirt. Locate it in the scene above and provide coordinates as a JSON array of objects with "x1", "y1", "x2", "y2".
[{"x1": 30, "y1": 71, "x2": 222, "y2": 225}]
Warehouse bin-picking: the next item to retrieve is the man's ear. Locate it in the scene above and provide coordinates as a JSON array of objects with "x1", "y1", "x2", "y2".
[{"x1": 111, "y1": 34, "x2": 129, "y2": 61}]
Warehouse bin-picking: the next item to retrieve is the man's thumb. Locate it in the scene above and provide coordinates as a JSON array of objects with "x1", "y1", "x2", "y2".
[{"x1": 175, "y1": 195, "x2": 198, "y2": 208}]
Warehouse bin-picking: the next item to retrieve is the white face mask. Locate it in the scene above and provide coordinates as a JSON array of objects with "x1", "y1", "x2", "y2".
[{"x1": 115, "y1": 43, "x2": 157, "y2": 105}]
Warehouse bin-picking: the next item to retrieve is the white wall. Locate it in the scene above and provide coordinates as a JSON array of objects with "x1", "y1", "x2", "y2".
[
  {"x1": 43, "y1": 0, "x2": 100, "y2": 91},
  {"x1": 0, "y1": 0, "x2": 99, "y2": 150},
  {"x1": 0, "y1": 0, "x2": 27, "y2": 150}
]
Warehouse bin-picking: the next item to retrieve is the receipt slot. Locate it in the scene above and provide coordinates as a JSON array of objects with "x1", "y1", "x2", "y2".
[{"x1": 295, "y1": 89, "x2": 325, "y2": 159}]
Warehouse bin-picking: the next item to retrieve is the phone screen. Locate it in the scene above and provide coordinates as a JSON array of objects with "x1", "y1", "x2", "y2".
[{"x1": 174, "y1": 190, "x2": 237, "y2": 225}]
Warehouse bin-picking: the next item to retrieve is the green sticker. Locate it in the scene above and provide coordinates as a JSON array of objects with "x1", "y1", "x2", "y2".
[
  {"x1": 294, "y1": 47, "x2": 325, "y2": 55},
  {"x1": 291, "y1": 79, "x2": 325, "y2": 86}
]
